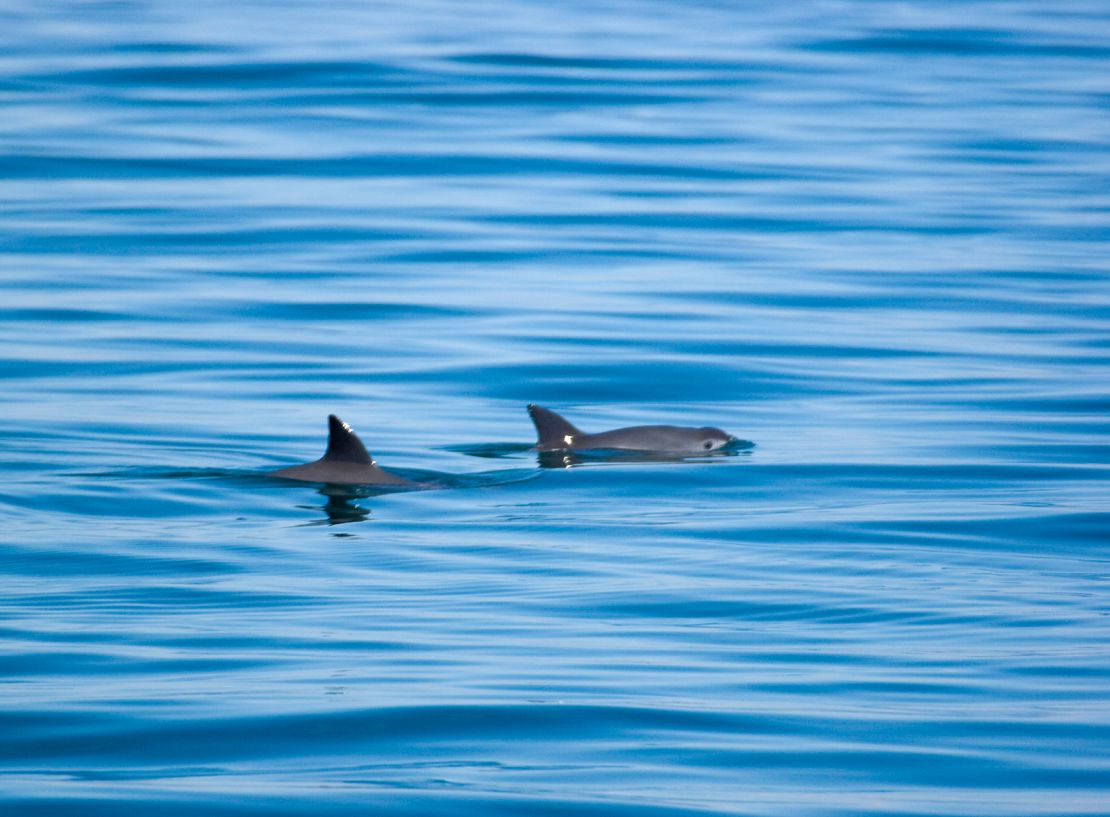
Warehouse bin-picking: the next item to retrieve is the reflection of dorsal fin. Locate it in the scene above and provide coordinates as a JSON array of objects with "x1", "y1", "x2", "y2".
[
  {"x1": 324, "y1": 414, "x2": 374, "y2": 464},
  {"x1": 527, "y1": 404, "x2": 584, "y2": 448}
]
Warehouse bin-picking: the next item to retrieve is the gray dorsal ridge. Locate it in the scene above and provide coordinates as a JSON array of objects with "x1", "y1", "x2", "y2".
[
  {"x1": 527, "y1": 404, "x2": 584, "y2": 448},
  {"x1": 324, "y1": 414, "x2": 374, "y2": 464}
]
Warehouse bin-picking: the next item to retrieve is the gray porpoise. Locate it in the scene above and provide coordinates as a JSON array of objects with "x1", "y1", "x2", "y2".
[
  {"x1": 527, "y1": 404, "x2": 733, "y2": 453},
  {"x1": 269, "y1": 415, "x2": 412, "y2": 486}
]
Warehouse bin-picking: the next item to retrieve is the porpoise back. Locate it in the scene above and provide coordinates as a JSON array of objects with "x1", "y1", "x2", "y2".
[
  {"x1": 527, "y1": 404, "x2": 732, "y2": 454},
  {"x1": 270, "y1": 415, "x2": 412, "y2": 486}
]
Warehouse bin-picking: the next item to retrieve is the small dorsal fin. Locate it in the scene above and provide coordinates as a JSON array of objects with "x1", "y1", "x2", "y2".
[
  {"x1": 527, "y1": 404, "x2": 584, "y2": 449},
  {"x1": 323, "y1": 414, "x2": 374, "y2": 464}
]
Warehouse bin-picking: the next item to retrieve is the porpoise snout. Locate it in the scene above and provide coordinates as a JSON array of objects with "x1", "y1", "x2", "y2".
[{"x1": 698, "y1": 427, "x2": 732, "y2": 450}]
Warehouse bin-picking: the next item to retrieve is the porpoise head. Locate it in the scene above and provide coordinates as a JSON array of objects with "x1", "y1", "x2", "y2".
[
  {"x1": 588, "y1": 423, "x2": 734, "y2": 453},
  {"x1": 694, "y1": 427, "x2": 733, "y2": 452}
]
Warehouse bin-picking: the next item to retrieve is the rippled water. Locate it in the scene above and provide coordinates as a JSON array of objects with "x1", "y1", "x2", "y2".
[{"x1": 2, "y1": 1, "x2": 1109, "y2": 814}]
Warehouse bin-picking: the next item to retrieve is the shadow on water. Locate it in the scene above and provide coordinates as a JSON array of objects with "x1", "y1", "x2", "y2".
[
  {"x1": 287, "y1": 467, "x2": 542, "y2": 526},
  {"x1": 80, "y1": 451, "x2": 743, "y2": 526},
  {"x1": 447, "y1": 440, "x2": 756, "y2": 468},
  {"x1": 297, "y1": 485, "x2": 373, "y2": 526},
  {"x1": 442, "y1": 442, "x2": 536, "y2": 459},
  {"x1": 537, "y1": 445, "x2": 754, "y2": 469}
]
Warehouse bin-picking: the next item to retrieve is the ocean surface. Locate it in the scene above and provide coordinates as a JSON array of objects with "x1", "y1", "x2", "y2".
[{"x1": 2, "y1": 1, "x2": 1109, "y2": 814}]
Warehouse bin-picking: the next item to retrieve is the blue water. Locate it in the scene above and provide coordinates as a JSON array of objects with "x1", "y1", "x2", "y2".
[{"x1": 2, "y1": 1, "x2": 1109, "y2": 814}]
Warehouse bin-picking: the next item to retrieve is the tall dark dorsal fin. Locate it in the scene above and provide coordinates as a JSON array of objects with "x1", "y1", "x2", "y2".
[
  {"x1": 323, "y1": 414, "x2": 374, "y2": 464},
  {"x1": 527, "y1": 404, "x2": 584, "y2": 449}
]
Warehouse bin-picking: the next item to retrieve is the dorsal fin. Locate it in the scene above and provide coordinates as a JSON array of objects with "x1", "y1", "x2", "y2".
[
  {"x1": 323, "y1": 414, "x2": 374, "y2": 464},
  {"x1": 527, "y1": 404, "x2": 584, "y2": 449}
]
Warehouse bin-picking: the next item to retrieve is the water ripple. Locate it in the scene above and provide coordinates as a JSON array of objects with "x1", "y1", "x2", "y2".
[{"x1": 1, "y1": 1, "x2": 1108, "y2": 815}]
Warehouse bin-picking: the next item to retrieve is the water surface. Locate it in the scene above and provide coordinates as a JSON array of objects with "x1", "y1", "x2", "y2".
[{"x1": 2, "y1": 1, "x2": 1109, "y2": 815}]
